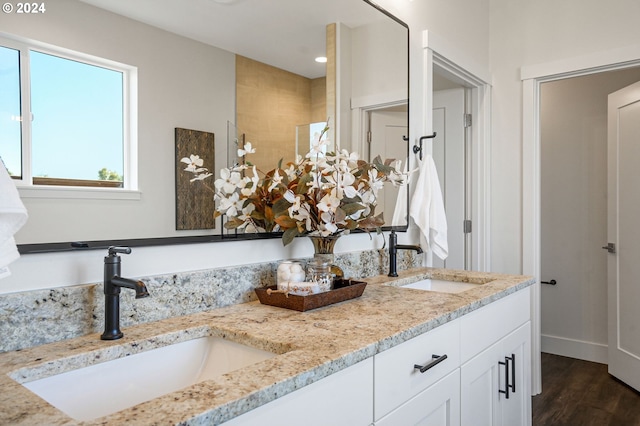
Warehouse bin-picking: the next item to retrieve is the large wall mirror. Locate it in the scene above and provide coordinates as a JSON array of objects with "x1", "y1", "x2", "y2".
[{"x1": 9, "y1": 0, "x2": 408, "y2": 253}]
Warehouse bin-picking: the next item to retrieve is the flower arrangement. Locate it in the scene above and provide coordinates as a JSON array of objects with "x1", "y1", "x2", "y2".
[{"x1": 181, "y1": 125, "x2": 407, "y2": 245}]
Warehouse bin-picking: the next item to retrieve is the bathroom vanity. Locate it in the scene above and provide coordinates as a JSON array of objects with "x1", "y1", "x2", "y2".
[{"x1": 0, "y1": 267, "x2": 534, "y2": 425}]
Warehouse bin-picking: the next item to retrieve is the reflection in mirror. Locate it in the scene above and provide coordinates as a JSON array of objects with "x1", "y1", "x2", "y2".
[
  {"x1": 8, "y1": 0, "x2": 408, "y2": 251},
  {"x1": 228, "y1": 6, "x2": 409, "y2": 231}
]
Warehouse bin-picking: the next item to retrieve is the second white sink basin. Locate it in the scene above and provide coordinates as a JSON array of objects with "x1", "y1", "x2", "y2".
[
  {"x1": 401, "y1": 278, "x2": 482, "y2": 293},
  {"x1": 20, "y1": 336, "x2": 277, "y2": 421}
]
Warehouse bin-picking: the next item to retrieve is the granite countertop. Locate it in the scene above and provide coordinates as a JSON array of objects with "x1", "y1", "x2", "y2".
[{"x1": 0, "y1": 267, "x2": 534, "y2": 425}]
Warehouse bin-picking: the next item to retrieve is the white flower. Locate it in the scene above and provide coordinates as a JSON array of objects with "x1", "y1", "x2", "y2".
[
  {"x1": 306, "y1": 137, "x2": 328, "y2": 158},
  {"x1": 291, "y1": 207, "x2": 312, "y2": 231},
  {"x1": 190, "y1": 172, "x2": 212, "y2": 182},
  {"x1": 214, "y1": 168, "x2": 243, "y2": 195},
  {"x1": 241, "y1": 166, "x2": 260, "y2": 197},
  {"x1": 335, "y1": 171, "x2": 357, "y2": 199},
  {"x1": 337, "y1": 149, "x2": 359, "y2": 169},
  {"x1": 217, "y1": 192, "x2": 242, "y2": 217},
  {"x1": 181, "y1": 155, "x2": 206, "y2": 173},
  {"x1": 319, "y1": 218, "x2": 338, "y2": 236},
  {"x1": 237, "y1": 142, "x2": 256, "y2": 157},
  {"x1": 317, "y1": 191, "x2": 341, "y2": 213},
  {"x1": 235, "y1": 203, "x2": 256, "y2": 229},
  {"x1": 268, "y1": 169, "x2": 283, "y2": 192},
  {"x1": 368, "y1": 169, "x2": 385, "y2": 194},
  {"x1": 359, "y1": 187, "x2": 376, "y2": 205},
  {"x1": 284, "y1": 163, "x2": 297, "y2": 180},
  {"x1": 284, "y1": 189, "x2": 297, "y2": 203}
]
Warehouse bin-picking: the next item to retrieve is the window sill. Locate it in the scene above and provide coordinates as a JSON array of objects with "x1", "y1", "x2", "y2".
[{"x1": 17, "y1": 185, "x2": 141, "y2": 200}]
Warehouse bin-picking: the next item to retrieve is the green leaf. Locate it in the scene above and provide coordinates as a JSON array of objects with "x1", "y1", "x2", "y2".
[
  {"x1": 272, "y1": 197, "x2": 292, "y2": 216},
  {"x1": 345, "y1": 219, "x2": 359, "y2": 230},
  {"x1": 296, "y1": 173, "x2": 313, "y2": 194},
  {"x1": 341, "y1": 202, "x2": 366, "y2": 215},
  {"x1": 335, "y1": 207, "x2": 346, "y2": 223},
  {"x1": 251, "y1": 210, "x2": 265, "y2": 220},
  {"x1": 282, "y1": 227, "x2": 300, "y2": 246},
  {"x1": 224, "y1": 217, "x2": 245, "y2": 229},
  {"x1": 358, "y1": 214, "x2": 385, "y2": 230}
]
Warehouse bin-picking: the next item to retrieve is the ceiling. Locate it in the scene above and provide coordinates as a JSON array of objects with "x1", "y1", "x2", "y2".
[{"x1": 78, "y1": 0, "x2": 388, "y2": 79}]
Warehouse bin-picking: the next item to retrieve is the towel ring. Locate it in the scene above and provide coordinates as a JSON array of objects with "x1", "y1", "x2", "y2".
[{"x1": 413, "y1": 133, "x2": 437, "y2": 161}]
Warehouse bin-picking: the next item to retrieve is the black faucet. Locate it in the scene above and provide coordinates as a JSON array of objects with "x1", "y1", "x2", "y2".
[
  {"x1": 101, "y1": 246, "x2": 150, "y2": 340},
  {"x1": 388, "y1": 230, "x2": 423, "y2": 277}
]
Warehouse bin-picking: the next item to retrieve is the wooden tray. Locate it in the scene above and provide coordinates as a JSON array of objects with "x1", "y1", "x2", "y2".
[{"x1": 255, "y1": 279, "x2": 367, "y2": 312}]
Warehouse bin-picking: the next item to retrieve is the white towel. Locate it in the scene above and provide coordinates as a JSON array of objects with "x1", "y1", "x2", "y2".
[
  {"x1": 409, "y1": 155, "x2": 448, "y2": 260},
  {"x1": 0, "y1": 162, "x2": 28, "y2": 269},
  {"x1": 392, "y1": 161, "x2": 409, "y2": 226}
]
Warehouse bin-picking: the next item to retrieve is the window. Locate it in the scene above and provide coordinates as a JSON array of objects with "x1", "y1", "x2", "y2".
[{"x1": 0, "y1": 36, "x2": 137, "y2": 194}]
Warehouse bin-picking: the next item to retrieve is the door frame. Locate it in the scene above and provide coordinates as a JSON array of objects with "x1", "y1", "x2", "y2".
[
  {"x1": 423, "y1": 30, "x2": 492, "y2": 274},
  {"x1": 522, "y1": 44, "x2": 640, "y2": 395}
]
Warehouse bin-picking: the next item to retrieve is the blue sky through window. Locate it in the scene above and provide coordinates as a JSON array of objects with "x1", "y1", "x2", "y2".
[
  {"x1": 30, "y1": 51, "x2": 124, "y2": 180},
  {"x1": 0, "y1": 46, "x2": 124, "y2": 181}
]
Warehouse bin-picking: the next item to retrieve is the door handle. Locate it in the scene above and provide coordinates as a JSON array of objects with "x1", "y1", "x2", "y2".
[
  {"x1": 499, "y1": 356, "x2": 510, "y2": 399},
  {"x1": 509, "y1": 353, "x2": 516, "y2": 393},
  {"x1": 414, "y1": 354, "x2": 447, "y2": 373},
  {"x1": 602, "y1": 243, "x2": 616, "y2": 253}
]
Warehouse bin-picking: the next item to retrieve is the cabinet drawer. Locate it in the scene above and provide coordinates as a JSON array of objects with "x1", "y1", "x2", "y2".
[
  {"x1": 374, "y1": 319, "x2": 460, "y2": 421},
  {"x1": 375, "y1": 369, "x2": 460, "y2": 426},
  {"x1": 460, "y1": 287, "x2": 531, "y2": 363},
  {"x1": 223, "y1": 357, "x2": 373, "y2": 425}
]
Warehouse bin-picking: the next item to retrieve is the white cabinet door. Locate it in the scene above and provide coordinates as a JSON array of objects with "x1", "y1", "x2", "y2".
[
  {"x1": 460, "y1": 338, "x2": 501, "y2": 426},
  {"x1": 501, "y1": 322, "x2": 531, "y2": 426},
  {"x1": 376, "y1": 369, "x2": 460, "y2": 426},
  {"x1": 460, "y1": 322, "x2": 531, "y2": 426},
  {"x1": 222, "y1": 357, "x2": 373, "y2": 426}
]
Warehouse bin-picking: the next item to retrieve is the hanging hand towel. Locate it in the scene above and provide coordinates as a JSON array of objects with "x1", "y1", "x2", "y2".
[
  {"x1": 0, "y1": 162, "x2": 28, "y2": 269},
  {"x1": 409, "y1": 154, "x2": 448, "y2": 260},
  {"x1": 392, "y1": 161, "x2": 410, "y2": 226}
]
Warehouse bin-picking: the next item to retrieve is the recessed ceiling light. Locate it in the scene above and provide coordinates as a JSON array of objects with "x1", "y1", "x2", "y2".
[{"x1": 315, "y1": 56, "x2": 327, "y2": 63}]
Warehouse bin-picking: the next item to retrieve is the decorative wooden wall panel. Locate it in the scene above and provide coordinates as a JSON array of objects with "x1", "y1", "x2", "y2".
[{"x1": 175, "y1": 128, "x2": 215, "y2": 230}]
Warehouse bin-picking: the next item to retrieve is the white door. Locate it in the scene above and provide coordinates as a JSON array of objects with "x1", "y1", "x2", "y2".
[
  {"x1": 607, "y1": 80, "x2": 640, "y2": 392},
  {"x1": 432, "y1": 88, "x2": 467, "y2": 269},
  {"x1": 369, "y1": 109, "x2": 408, "y2": 227}
]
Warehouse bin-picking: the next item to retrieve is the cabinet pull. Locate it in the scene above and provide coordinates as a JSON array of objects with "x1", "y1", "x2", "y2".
[
  {"x1": 510, "y1": 353, "x2": 516, "y2": 393},
  {"x1": 414, "y1": 354, "x2": 447, "y2": 373},
  {"x1": 498, "y1": 356, "x2": 511, "y2": 399}
]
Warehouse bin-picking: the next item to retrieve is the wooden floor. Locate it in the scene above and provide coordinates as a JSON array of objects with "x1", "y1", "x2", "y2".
[{"x1": 532, "y1": 353, "x2": 640, "y2": 425}]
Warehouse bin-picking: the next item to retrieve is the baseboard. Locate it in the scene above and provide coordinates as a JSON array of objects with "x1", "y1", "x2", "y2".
[{"x1": 541, "y1": 334, "x2": 608, "y2": 364}]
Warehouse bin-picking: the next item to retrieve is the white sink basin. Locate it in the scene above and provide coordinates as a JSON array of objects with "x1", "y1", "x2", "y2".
[
  {"x1": 21, "y1": 336, "x2": 277, "y2": 421},
  {"x1": 401, "y1": 278, "x2": 483, "y2": 293}
]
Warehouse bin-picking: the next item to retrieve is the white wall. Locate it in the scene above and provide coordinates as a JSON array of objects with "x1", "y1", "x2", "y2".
[
  {"x1": 490, "y1": 0, "x2": 640, "y2": 274},
  {"x1": 2, "y1": 0, "x2": 235, "y2": 245},
  {"x1": 540, "y1": 68, "x2": 640, "y2": 362},
  {"x1": 350, "y1": 19, "x2": 408, "y2": 104}
]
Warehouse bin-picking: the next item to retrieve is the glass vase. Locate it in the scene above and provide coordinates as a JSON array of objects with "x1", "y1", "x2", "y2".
[{"x1": 308, "y1": 235, "x2": 344, "y2": 282}]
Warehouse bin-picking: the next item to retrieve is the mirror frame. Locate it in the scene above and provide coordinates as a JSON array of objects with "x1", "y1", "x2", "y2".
[{"x1": 17, "y1": 0, "x2": 410, "y2": 255}]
